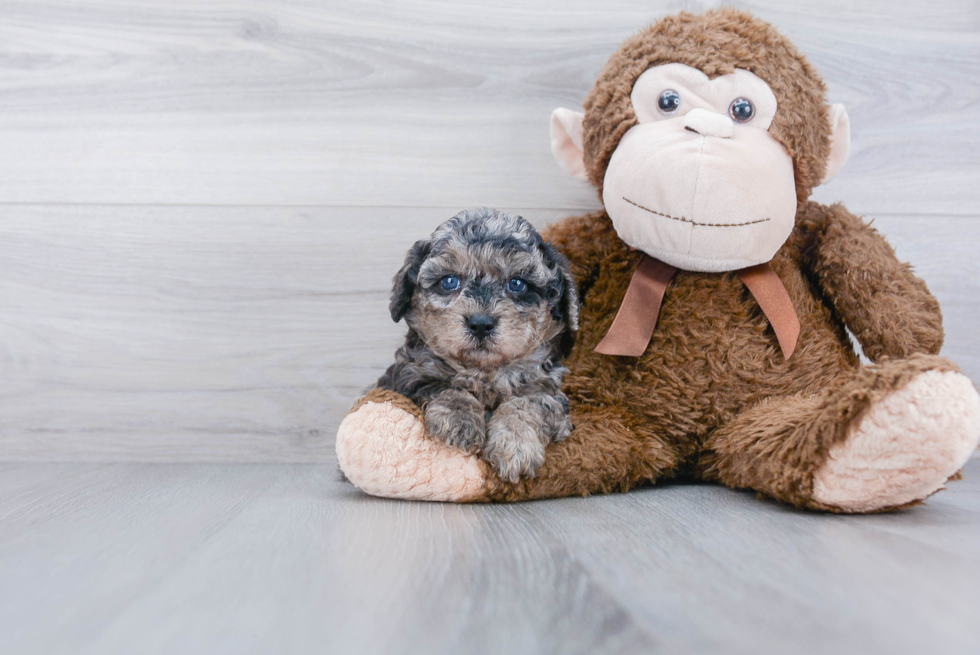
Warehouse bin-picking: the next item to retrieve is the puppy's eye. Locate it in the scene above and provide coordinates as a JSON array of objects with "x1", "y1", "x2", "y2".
[
  {"x1": 506, "y1": 278, "x2": 527, "y2": 294},
  {"x1": 440, "y1": 275, "x2": 461, "y2": 292}
]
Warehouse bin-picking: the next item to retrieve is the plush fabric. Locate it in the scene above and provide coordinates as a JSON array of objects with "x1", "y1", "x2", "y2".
[
  {"x1": 336, "y1": 8, "x2": 980, "y2": 512},
  {"x1": 630, "y1": 64, "x2": 778, "y2": 129},
  {"x1": 581, "y1": 9, "x2": 833, "y2": 207},
  {"x1": 476, "y1": 209, "x2": 971, "y2": 509},
  {"x1": 821, "y1": 103, "x2": 850, "y2": 184},
  {"x1": 337, "y1": 389, "x2": 486, "y2": 502},
  {"x1": 812, "y1": 370, "x2": 980, "y2": 512},
  {"x1": 601, "y1": 116, "x2": 799, "y2": 271},
  {"x1": 550, "y1": 107, "x2": 588, "y2": 182}
]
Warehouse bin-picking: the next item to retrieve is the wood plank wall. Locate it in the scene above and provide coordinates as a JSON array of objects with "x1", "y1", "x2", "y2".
[{"x1": 1, "y1": 0, "x2": 977, "y2": 461}]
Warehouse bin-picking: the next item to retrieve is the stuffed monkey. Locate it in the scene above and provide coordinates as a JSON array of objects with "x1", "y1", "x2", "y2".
[{"x1": 337, "y1": 8, "x2": 980, "y2": 512}]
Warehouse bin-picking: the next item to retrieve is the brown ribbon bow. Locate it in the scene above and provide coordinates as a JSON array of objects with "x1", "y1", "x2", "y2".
[{"x1": 594, "y1": 255, "x2": 800, "y2": 359}]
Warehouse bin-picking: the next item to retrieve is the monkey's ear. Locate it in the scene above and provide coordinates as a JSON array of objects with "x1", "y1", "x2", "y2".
[
  {"x1": 389, "y1": 239, "x2": 432, "y2": 323},
  {"x1": 821, "y1": 104, "x2": 851, "y2": 185},
  {"x1": 550, "y1": 108, "x2": 589, "y2": 182}
]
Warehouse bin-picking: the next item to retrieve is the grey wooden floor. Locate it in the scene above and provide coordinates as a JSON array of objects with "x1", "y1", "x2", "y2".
[
  {"x1": 3, "y1": 459, "x2": 980, "y2": 655},
  {"x1": 1, "y1": 1, "x2": 979, "y2": 653}
]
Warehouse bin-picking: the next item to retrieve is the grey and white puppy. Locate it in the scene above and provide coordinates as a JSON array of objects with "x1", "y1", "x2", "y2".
[{"x1": 376, "y1": 208, "x2": 580, "y2": 482}]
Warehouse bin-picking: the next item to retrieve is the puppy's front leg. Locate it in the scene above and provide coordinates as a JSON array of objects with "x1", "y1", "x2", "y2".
[
  {"x1": 485, "y1": 394, "x2": 571, "y2": 483},
  {"x1": 423, "y1": 389, "x2": 487, "y2": 454}
]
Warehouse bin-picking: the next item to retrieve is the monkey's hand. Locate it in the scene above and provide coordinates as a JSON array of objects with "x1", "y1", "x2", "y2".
[
  {"x1": 798, "y1": 201, "x2": 944, "y2": 361},
  {"x1": 484, "y1": 395, "x2": 567, "y2": 483},
  {"x1": 423, "y1": 389, "x2": 487, "y2": 454}
]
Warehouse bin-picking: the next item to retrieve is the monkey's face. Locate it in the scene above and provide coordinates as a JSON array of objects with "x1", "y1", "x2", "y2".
[
  {"x1": 602, "y1": 64, "x2": 797, "y2": 272},
  {"x1": 549, "y1": 9, "x2": 851, "y2": 273}
]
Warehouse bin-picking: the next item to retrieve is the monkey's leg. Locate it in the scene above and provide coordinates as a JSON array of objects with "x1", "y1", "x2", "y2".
[
  {"x1": 483, "y1": 402, "x2": 679, "y2": 501},
  {"x1": 337, "y1": 388, "x2": 679, "y2": 502},
  {"x1": 337, "y1": 388, "x2": 487, "y2": 502},
  {"x1": 699, "y1": 355, "x2": 980, "y2": 512}
]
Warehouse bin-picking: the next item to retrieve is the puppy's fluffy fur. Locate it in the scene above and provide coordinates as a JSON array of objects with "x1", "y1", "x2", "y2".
[{"x1": 376, "y1": 208, "x2": 580, "y2": 482}]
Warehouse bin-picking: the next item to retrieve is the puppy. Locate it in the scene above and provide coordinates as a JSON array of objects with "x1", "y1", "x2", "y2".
[{"x1": 376, "y1": 208, "x2": 580, "y2": 482}]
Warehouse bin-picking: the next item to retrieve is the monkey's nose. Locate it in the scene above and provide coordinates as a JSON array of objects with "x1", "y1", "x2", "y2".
[
  {"x1": 466, "y1": 314, "x2": 498, "y2": 340},
  {"x1": 683, "y1": 108, "x2": 734, "y2": 138}
]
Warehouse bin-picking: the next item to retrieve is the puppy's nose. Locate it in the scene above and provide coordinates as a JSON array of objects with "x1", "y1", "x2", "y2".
[{"x1": 466, "y1": 314, "x2": 498, "y2": 340}]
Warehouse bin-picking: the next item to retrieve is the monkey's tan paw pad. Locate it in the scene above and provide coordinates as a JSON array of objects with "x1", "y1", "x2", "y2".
[
  {"x1": 336, "y1": 400, "x2": 486, "y2": 502},
  {"x1": 813, "y1": 370, "x2": 980, "y2": 512}
]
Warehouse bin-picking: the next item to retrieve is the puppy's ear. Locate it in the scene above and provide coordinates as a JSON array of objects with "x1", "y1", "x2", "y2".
[
  {"x1": 539, "y1": 239, "x2": 580, "y2": 356},
  {"x1": 390, "y1": 239, "x2": 432, "y2": 323}
]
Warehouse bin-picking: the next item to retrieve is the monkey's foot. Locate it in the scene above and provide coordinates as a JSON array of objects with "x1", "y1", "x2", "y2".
[
  {"x1": 812, "y1": 370, "x2": 980, "y2": 512},
  {"x1": 336, "y1": 390, "x2": 487, "y2": 502}
]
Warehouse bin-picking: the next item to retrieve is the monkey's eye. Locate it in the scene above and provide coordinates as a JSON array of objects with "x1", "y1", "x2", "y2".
[
  {"x1": 657, "y1": 89, "x2": 681, "y2": 114},
  {"x1": 729, "y1": 97, "x2": 755, "y2": 123},
  {"x1": 440, "y1": 275, "x2": 461, "y2": 292},
  {"x1": 506, "y1": 278, "x2": 527, "y2": 294}
]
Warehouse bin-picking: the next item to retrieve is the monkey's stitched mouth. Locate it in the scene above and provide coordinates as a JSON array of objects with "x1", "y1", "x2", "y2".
[{"x1": 623, "y1": 197, "x2": 771, "y2": 227}]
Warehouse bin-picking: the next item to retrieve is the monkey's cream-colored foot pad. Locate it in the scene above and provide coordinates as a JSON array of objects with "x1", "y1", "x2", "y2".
[
  {"x1": 336, "y1": 400, "x2": 487, "y2": 502},
  {"x1": 813, "y1": 370, "x2": 980, "y2": 512}
]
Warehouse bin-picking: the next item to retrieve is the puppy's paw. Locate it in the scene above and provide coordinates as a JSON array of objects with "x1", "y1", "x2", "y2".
[
  {"x1": 551, "y1": 413, "x2": 573, "y2": 443},
  {"x1": 484, "y1": 420, "x2": 547, "y2": 483},
  {"x1": 485, "y1": 400, "x2": 548, "y2": 483},
  {"x1": 441, "y1": 416, "x2": 487, "y2": 453},
  {"x1": 424, "y1": 391, "x2": 486, "y2": 454}
]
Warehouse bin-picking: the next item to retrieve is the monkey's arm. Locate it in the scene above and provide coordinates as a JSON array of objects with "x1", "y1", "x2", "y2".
[
  {"x1": 797, "y1": 201, "x2": 943, "y2": 361},
  {"x1": 541, "y1": 211, "x2": 613, "y2": 301}
]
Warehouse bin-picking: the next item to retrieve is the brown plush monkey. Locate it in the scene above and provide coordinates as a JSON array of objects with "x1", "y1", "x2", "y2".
[{"x1": 337, "y1": 8, "x2": 980, "y2": 512}]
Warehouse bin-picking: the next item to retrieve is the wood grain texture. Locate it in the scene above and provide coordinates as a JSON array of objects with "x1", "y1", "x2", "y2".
[
  {"x1": 2, "y1": 458, "x2": 980, "y2": 655},
  {"x1": 1, "y1": 4, "x2": 978, "y2": 652},
  {"x1": 0, "y1": 462, "x2": 657, "y2": 655},
  {"x1": 0, "y1": 0, "x2": 977, "y2": 213},
  {"x1": 0, "y1": 206, "x2": 975, "y2": 462},
  {"x1": 531, "y1": 468, "x2": 980, "y2": 654}
]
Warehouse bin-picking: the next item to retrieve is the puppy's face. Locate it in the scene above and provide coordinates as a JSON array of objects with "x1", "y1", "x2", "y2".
[
  {"x1": 390, "y1": 209, "x2": 579, "y2": 369},
  {"x1": 412, "y1": 244, "x2": 557, "y2": 368}
]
